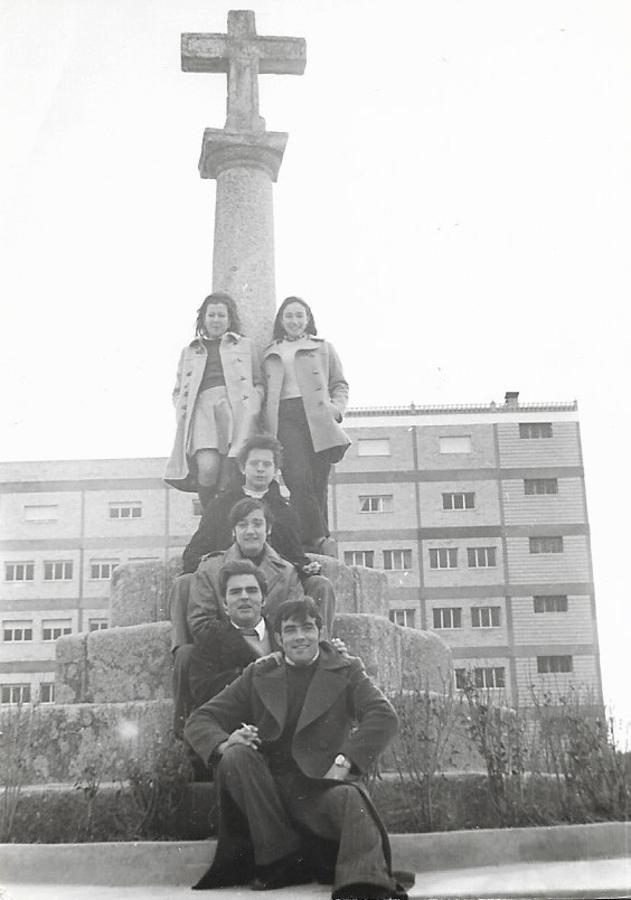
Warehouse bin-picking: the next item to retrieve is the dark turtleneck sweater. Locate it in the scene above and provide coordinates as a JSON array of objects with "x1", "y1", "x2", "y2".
[{"x1": 263, "y1": 659, "x2": 318, "y2": 776}]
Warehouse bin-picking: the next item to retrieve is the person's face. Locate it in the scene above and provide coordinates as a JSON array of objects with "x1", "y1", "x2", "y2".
[
  {"x1": 233, "y1": 508, "x2": 270, "y2": 557},
  {"x1": 281, "y1": 301, "x2": 308, "y2": 339},
  {"x1": 222, "y1": 573, "x2": 264, "y2": 628},
  {"x1": 203, "y1": 302, "x2": 230, "y2": 338},
  {"x1": 276, "y1": 615, "x2": 320, "y2": 666},
  {"x1": 241, "y1": 448, "x2": 277, "y2": 492}
]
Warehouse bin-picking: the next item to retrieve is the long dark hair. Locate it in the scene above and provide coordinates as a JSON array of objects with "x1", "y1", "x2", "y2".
[
  {"x1": 272, "y1": 296, "x2": 318, "y2": 341},
  {"x1": 195, "y1": 292, "x2": 242, "y2": 338}
]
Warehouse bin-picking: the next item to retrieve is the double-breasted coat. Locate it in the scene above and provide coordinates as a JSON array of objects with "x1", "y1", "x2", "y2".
[
  {"x1": 262, "y1": 337, "x2": 350, "y2": 457},
  {"x1": 164, "y1": 333, "x2": 264, "y2": 491},
  {"x1": 185, "y1": 644, "x2": 398, "y2": 777},
  {"x1": 184, "y1": 644, "x2": 400, "y2": 891}
]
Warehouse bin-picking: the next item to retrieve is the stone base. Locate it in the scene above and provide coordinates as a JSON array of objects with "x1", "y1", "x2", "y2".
[
  {"x1": 0, "y1": 699, "x2": 174, "y2": 784},
  {"x1": 56, "y1": 615, "x2": 451, "y2": 703}
]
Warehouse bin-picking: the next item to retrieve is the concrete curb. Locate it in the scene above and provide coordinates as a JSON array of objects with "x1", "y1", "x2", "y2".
[{"x1": 0, "y1": 822, "x2": 629, "y2": 886}]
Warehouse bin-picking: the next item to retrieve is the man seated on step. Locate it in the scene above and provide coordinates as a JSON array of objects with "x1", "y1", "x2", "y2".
[
  {"x1": 184, "y1": 597, "x2": 410, "y2": 900},
  {"x1": 169, "y1": 497, "x2": 335, "y2": 736},
  {"x1": 182, "y1": 433, "x2": 323, "y2": 581}
]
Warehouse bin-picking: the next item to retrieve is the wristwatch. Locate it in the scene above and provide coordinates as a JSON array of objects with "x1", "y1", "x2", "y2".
[{"x1": 334, "y1": 754, "x2": 352, "y2": 769}]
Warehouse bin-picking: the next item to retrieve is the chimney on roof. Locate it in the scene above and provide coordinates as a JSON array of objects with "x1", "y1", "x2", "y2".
[{"x1": 505, "y1": 391, "x2": 519, "y2": 409}]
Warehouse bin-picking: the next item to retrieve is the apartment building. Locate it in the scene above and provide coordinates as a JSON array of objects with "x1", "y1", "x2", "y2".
[{"x1": 0, "y1": 394, "x2": 603, "y2": 710}]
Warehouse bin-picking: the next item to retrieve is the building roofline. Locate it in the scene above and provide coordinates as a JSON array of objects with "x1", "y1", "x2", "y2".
[{"x1": 346, "y1": 401, "x2": 578, "y2": 417}]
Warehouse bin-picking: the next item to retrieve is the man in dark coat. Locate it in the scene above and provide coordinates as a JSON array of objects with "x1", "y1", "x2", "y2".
[
  {"x1": 188, "y1": 559, "x2": 280, "y2": 707},
  {"x1": 184, "y1": 597, "x2": 409, "y2": 900},
  {"x1": 182, "y1": 433, "x2": 320, "y2": 575}
]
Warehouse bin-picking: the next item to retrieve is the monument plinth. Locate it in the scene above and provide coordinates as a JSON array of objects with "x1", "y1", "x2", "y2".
[{"x1": 181, "y1": 10, "x2": 306, "y2": 346}]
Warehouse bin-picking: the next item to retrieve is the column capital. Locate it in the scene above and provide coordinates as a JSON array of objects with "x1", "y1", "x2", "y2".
[{"x1": 198, "y1": 129, "x2": 289, "y2": 182}]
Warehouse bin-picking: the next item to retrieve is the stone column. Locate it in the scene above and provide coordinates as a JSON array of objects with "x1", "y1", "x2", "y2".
[{"x1": 199, "y1": 129, "x2": 288, "y2": 346}]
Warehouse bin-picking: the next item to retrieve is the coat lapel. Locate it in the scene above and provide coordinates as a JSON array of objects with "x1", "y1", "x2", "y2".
[
  {"x1": 295, "y1": 650, "x2": 350, "y2": 733},
  {"x1": 253, "y1": 662, "x2": 287, "y2": 733}
]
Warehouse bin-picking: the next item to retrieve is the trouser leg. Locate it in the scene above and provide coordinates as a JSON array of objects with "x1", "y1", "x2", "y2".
[
  {"x1": 313, "y1": 451, "x2": 332, "y2": 535},
  {"x1": 280, "y1": 779, "x2": 393, "y2": 892},
  {"x1": 172, "y1": 644, "x2": 194, "y2": 737},
  {"x1": 168, "y1": 574, "x2": 195, "y2": 736},
  {"x1": 278, "y1": 399, "x2": 328, "y2": 545},
  {"x1": 301, "y1": 574, "x2": 336, "y2": 639},
  {"x1": 216, "y1": 745, "x2": 302, "y2": 866}
]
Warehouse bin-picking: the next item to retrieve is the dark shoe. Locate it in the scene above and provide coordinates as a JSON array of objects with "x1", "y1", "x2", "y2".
[
  {"x1": 331, "y1": 883, "x2": 408, "y2": 900},
  {"x1": 192, "y1": 862, "x2": 251, "y2": 890},
  {"x1": 250, "y1": 853, "x2": 313, "y2": 891}
]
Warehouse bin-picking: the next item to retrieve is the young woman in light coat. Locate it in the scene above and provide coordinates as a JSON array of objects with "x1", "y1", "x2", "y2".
[
  {"x1": 262, "y1": 296, "x2": 350, "y2": 555},
  {"x1": 165, "y1": 293, "x2": 264, "y2": 510}
]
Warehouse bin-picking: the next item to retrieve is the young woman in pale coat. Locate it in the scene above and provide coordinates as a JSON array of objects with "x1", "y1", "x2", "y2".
[
  {"x1": 165, "y1": 293, "x2": 264, "y2": 510},
  {"x1": 262, "y1": 296, "x2": 350, "y2": 555}
]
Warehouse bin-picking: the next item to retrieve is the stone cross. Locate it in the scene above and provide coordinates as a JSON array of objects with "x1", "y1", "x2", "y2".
[
  {"x1": 182, "y1": 10, "x2": 306, "y2": 133},
  {"x1": 181, "y1": 10, "x2": 306, "y2": 348}
]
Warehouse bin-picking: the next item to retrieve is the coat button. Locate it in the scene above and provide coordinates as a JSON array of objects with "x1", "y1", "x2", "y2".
[{"x1": 186, "y1": 371, "x2": 192, "y2": 376}]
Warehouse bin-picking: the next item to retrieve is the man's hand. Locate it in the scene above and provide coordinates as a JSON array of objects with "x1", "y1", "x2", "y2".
[
  {"x1": 301, "y1": 560, "x2": 321, "y2": 576},
  {"x1": 217, "y1": 724, "x2": 261, "y2": 756},
  {"x1": 322, "y1": 760, "x2": 356, "y2": 781},
  {"x1": 330, "y1": 637, "x2": 349, "y2": 656}
]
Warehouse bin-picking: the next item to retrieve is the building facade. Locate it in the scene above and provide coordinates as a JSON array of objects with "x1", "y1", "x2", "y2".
[{"x1": 0, "y1": 396, "x2": 603, "y2": 710}]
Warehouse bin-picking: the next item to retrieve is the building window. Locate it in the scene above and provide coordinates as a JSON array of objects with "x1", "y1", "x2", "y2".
[
  {"x1": 128, "y1": 556, "x2": 160, "y2": 563},
  {"x1": 454, "y1": 668, "x2": 467, "y2": 690},
  {"x1": 343, "y1": 550, "x2": 375, "y2": 568},
  {"x1": 474, "y1": 667, "x2": 505, "y2": 689},
  {"x1": 471, "y1": 606, "x2": 501, "y2": 628},
  {"x1": 524, "y1": 478, "x2": 558, "y2": 495},
  {"x1": 537, "y1": 655, "x2": 573, "y2": 674},
  {"x1": 3, "y1": 621, "x2": 33, "y2": 642},
  {"x1": 192, "y1": 499, "x2": 203, "y2": 517},
  {"x1": 24, "y1": 504, "x2": 59, "y2": 522},
  {"x1": 529, "y1": 536, "x2": 563, "y2": 554},
  {"x1": 467, "y1": 547, "x2": 497, "y2": 568},
  {"x1": 442, "y1": 491, "x2": 475, "y2": 510},
  {"x1": 383, "y1": 549, "x2": 412, "y2": 571},
  {"x1": 429, "y1": 548, "x2": 458, "y2": 569},
  {"x1": 390, "y1": 609, "x2": 416, "y2": 628},
  {"x1": 44, "y1": 560, "x2": 73, "y2": 580},
  {"x1": 42, "y1": 620, "x2": 72, "y2": 641},
  {"x1": 439, "y1": 435, "x2": 471, "y2": 454},
  {"x1": 5, "y1": 562, "x2": 34, "y2": 582},
  {"x1": 359, "y1": 495, "x2": 393, "y2": 513},
  {"x1": 433, "y1": 607, "x2": 462, "y2": 629},
  {"x1": 519, "y1": 422, "x2": 552, "y2": 439},
  {"x1": 1, "y1": 684, "x2": 31, "y2": 705},
  {"x1": 357, "y1": 439, "x2": 390, "y2": 457},
  {"x1": 90, "y1": 560, "x2": 119, "y2": 580},
  {"x1": 109, "y1": 502, "x2": 142, "y2": 519},
  {"x1": 533, "y1": 595, "x2": 568, "y2": 613},
  {"x1": 88, "y1": 618, "x2": 109, "y2": 631},
  {"x1": 40, "y1": 683, "x2": 55, "y2": 703}
]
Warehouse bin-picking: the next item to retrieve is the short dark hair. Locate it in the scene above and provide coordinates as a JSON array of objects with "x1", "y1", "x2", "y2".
[
  {"x1": 195, "y1": 292, "x2": 242, "y2": 338},
  {"x1": 272, "y1": 296, "x2": 318, "y2": 341},
  {"x1": 218, "y1": 559, "x2": 268, "y2": 598},
  {"x1": 237, "y1": 434, "x2": 283, "y2": 470},
  {"x1": 228, "y1": 497, "x2": 274, "y2": 531},
  {"x1": 273, "y1": 597, "x2": 323, "y2": 634}
]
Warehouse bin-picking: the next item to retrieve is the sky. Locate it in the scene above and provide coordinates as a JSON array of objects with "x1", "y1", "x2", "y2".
[{"x1": 1, "y1": 0, "x2": 631, "y2": 732}]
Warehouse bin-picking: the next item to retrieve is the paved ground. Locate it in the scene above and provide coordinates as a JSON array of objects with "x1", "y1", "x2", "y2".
[{"x1": 2, "y1": 857, "x2": 630, "y2": 900}]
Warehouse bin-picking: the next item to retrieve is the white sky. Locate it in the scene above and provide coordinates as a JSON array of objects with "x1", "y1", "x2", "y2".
[{"x1": 1, "y1": 0, "x2": 630, "y2": 732}]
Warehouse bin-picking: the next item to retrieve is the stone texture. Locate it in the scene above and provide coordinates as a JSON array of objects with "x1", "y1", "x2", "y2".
[
  {"x1": 310, "y1": 555, "x2": 358, "y2": 614},
  {"x1": 0, "y1": 699, "x2": 173, "y2": 784},
  {"x1": 212, "y1": 165, "x2": 277, "y2": 349},
  {"x1": 351, "y1": 565, "x2": 389, "y2": 617},
  {"x1": 89, "y1": 623, "x2": 172, "y2": 703},
  {"x1": 110, "y1": 559, "x2": 181, "y2": 628},
  {"x1": 335, "y1": 613, "x2": 452, "y2": 695},
  {"x1": 55, "y1": 632, "x2": 90, "y2": 703}
]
